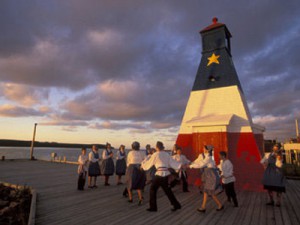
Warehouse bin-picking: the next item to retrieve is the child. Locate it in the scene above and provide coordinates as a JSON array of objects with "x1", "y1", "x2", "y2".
[
  {"x1": 218, "y1": 151, "x2": 238, "y2": 207},
  {"x1": 172, "y1": 147, "x2": 191, "y2": 192},
  {"x1": 78, "y1": 148, "x2": 88, "y2": 190}
]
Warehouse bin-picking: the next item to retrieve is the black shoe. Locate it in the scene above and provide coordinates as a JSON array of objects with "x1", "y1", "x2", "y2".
[
  {"x1": 104, "y1": 183, "x2": 110, "y2": 186},
  {"x1": 216, "y1": 205, "x2": 224, "y2": 211},
  {"x1": 146, "y1": 208, "x2": 157, "y2": 212},
  {"x1": 171, "y1": 205, "x2": 181, "y2": 212},
  {"x1": 197, "y1": 208, "x2": 206, "y2": 213},
  {"x1": 233, "y1": 198, "x2": 238, "y2": 207},
  {"x1": 275, "y1": 202, "x2": 281, "y2": 207},
  {"x1": 128, "y1": 199, "x2": 133, "y2": 203},
  {"x1": 138, "y1": 199, "x2": 143, "y2": 206},
  {"x1": 266, "y1": 201, "x2": 274, "y2": 206},
  {"x1": 93, "y1": 185, "x2": 98, "y2": 188}
]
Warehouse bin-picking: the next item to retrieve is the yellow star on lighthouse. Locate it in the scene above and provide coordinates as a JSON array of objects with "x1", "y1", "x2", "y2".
[{"x1": 207, "y1": 53, "x2": 220, "y2": 66}]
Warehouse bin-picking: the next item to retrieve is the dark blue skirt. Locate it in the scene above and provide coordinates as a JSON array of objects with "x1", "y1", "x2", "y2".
[
  {"x1": 116, "y1": 158, "x2": 126, "y2": 175},
  {"x1": 263, "y1": 165, "x2": 286, "y2": 192},
  {"x1": 126, "y1": 164, "x2": 146, "y2": 190},
  {"x1": 88, "y1": 162, "x2": 100, "y2": 177},
  {"x1": 101, "y1": 158, "x2": 115, "y2": 176}
]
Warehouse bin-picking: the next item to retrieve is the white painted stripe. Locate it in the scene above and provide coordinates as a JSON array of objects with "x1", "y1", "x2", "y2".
[{"x1": 178, "y1": 86, "x2": 258, "y2": 134}]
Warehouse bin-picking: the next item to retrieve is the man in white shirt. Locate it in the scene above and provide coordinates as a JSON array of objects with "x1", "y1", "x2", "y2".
[{"x1": 142, "y1": 141, "x2": 182, "y2": 212}]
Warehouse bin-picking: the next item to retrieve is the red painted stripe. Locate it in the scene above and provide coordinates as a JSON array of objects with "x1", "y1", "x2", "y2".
[{"x1": 176, "y1": 132, "x2": 264, "y2": 191}]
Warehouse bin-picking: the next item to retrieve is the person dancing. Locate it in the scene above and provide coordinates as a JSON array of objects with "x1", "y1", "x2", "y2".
[
  {"x1": 88, "y1": 145, "x2": 101, "y2": 188},
  {"x1": 116, "y1": 145, "x2": 127, "y2": 185},
  {"x1": 172, "y1": 146, "x2": 191, "y2": 192},
  {"x1": 125, "y1": 141, "x2": 146, "y2": 205},
  {"x1": 261, "y1": 144, "x2": 286, "y2": 207},
  {"x1": 218, "y1": 151, "x2": 238, "y2": 207},
  {"x1": 77, "y1": 148, "x2": 88, "y2": 190},
  {"x1": 142, "y1": 141, "x2": 182, "y2": 212},
  {"x1": 101, "y1": 143, "x2": 115, "y2": 186},
  {"x1": 189, "y1": 145, "x2": 223, "y2": 212}
]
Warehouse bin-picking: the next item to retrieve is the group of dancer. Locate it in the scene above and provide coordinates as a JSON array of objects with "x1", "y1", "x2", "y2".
[
  {"x1": 78, "y1": 143, "x2": 117, "y2": 188},
  {"x1": 77, "y1": 141, "x2": 286, "y2": 212}
]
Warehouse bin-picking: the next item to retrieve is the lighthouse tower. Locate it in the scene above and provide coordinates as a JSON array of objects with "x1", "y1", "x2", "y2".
[{"x1": 177, "y1": 18, "x2": 265, "y2": 191}]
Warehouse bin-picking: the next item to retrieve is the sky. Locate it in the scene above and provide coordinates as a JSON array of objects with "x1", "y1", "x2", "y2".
[{"x1": 0, "y1": 0, "x2": 300, "y2": 149}]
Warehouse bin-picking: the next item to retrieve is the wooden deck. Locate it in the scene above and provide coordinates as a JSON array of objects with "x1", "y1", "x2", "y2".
[{"x1": 1, "y1": 160, "x2": 300, "y2": 225}]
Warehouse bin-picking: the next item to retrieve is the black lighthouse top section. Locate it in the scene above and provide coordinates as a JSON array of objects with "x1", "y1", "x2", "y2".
[
  {"x1": 192, "y1": 18, "x2": 243, "y2": 92},
  {"x1": 200, "y1": 17, "x2": 232, "y2": 54}
]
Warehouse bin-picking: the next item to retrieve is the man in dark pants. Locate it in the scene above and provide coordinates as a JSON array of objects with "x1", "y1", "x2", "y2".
[
  {"x1": 142, "y1": 141, "x2": 182, "y2": 212},
  {"x1": 218, "y1": 151, "x2": 238, "y2": 207}
]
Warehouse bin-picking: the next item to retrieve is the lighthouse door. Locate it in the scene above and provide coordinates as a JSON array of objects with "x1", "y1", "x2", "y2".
[{"x1": 192, "y1": 131, "x2": 228, "y2": 164}]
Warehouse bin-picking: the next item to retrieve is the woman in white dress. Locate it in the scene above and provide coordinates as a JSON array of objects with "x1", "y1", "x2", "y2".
[{"x1": 189, "y1": 145, "x2": 223, "y2": 212}]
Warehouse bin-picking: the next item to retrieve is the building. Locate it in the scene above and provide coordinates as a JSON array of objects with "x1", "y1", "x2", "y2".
[{"x1": 176, "y1": 18, "x2": 265, "y2": 191}]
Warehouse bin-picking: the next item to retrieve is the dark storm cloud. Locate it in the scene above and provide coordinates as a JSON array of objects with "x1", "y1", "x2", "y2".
[{"x1": 0, "y1": 0, "x2": 300, "y2": 140}]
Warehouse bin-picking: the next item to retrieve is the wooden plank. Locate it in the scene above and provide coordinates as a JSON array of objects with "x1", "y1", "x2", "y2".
[
  {"x1": 1, "y1": 160, "x2": 300, "y2": 225},
  {"x1": 284, "y1": 180, "x2": 300, "y2": 225}
]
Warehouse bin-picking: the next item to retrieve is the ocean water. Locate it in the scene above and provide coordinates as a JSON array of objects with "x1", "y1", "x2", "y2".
[{"x1": 0, "y1": 147, "x2": 135, "y2": 162}]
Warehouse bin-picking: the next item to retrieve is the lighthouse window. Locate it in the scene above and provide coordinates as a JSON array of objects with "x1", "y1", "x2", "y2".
[{"x1": 209, "y1": 75, "x2": 216, "y2": 82}]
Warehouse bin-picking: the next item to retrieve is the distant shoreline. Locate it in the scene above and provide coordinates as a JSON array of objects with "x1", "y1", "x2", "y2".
[{"x1": 0, "y1": 139, "x2": 106, "y2": 149}]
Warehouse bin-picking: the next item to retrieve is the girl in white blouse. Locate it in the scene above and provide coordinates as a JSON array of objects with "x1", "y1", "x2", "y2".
[
  {"x1": 88, "y1": 145, "x2": 101, "y2": 188},
  {"x1": 77, "y1": 148, "x2": 88, "y2": 190},
  {"x1": 101, "y1": 143, "x2": 115, "y2": 186},
  {"x1": 260, "y1": 144, "x2": 286, "y2": 207},
  {"x1": 116, "y1": 145, "x2": 126, "y2": 185},
  {"x1": 125, "y1": 141, "x2": 146, "y2": 205},
  {"x1": 189, "y1": 145, "x2": 223, "y2": 213}
]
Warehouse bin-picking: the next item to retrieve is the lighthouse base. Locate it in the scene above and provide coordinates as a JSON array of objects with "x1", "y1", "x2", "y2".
[{"x1": 177, "y1": 131, "x2": 264, "y2": 192}]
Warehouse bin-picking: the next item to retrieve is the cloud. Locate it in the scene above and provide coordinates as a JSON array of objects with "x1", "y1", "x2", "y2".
[
  {"x1": 89, "y1": 120, "x2": 148, "y2": 130},
  {"x1": 0, "y1": 0, "x2": 300, "y2": 142},
  {"x1": 0, "y1": 40, "x2": 96, "y2": 90},
  {"x1": 61, "y1": 78, "x2": 187, "y2": 125},
  {"x1": 0, "y1": 83, "x2": 49, "y2": 106},
  {"x1": 61, "y1": 126, "x2": 78, "y2": 132},
  {"x1": 0, "y1": 104, "x2": 45, "y2": 117}
]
